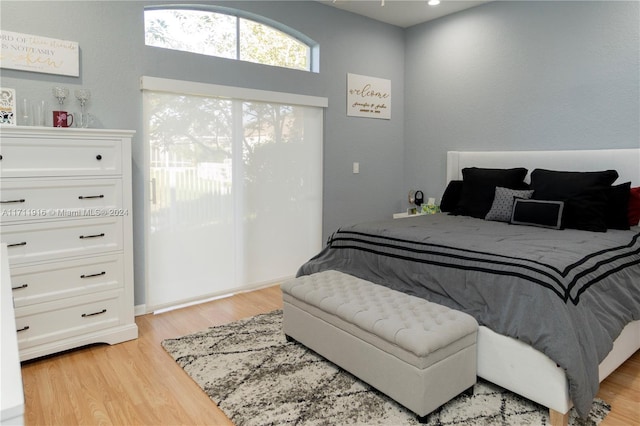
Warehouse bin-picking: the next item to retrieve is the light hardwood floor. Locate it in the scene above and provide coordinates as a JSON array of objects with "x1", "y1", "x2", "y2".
[{"x1": 21, "y1": 285, "x2": 640, "y2": 425}]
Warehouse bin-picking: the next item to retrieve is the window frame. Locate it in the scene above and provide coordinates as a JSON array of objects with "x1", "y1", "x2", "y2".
[{"x1": 144, "y1": 5, "x2": 319, "y2": 73}]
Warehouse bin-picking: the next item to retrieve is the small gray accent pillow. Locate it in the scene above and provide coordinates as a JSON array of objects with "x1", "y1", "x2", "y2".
[{"x1": 485, "y1": 187, "x2": 534, "y2": 222}]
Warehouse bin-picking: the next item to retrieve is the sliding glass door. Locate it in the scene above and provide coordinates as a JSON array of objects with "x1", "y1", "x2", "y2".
[{"x1": 143, "y1": 81, "x2": 323, "y2": 311}]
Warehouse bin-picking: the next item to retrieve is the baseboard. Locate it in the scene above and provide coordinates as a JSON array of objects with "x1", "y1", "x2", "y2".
[{"x1": 134, "y1": 304, "x2": 147, "y2": 316}]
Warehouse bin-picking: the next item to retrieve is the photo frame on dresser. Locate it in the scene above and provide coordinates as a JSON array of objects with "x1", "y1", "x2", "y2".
[{"x1": 0, "y1": 88, "x2": 17, "y2": 126}]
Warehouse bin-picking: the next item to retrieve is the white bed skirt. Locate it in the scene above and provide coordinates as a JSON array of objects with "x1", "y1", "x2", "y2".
[{"x1": 477, "y1": 320, "x2": 640, "y2": 414}]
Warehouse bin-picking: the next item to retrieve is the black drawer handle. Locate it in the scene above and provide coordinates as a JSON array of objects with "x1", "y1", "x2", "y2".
[
  {"x1": 96, "y1": 154, "x2": 102, "y2": 161},
  {"x1": 82, "y1": 309, "x2": 107, "y2": 318},
  {"x1": 79, "y1": 195, "x2": 105, "y2": 200},
  {"x1": 0, "y1": 199, "x2": 26, "y2": 204},
  {"x1": 11, "y1": 283, "x2": 28, "y2": 290},
  {"x1": 79, "y1": 233, "x2": 105, "y2": 239},
  {"x1": 17, "y1": 326, "x2": 30, "y2": 332},
  {"x1": 7, "y1": 242, "x2": 27, "y2": 247},
  {"x1": 81, "y1": 271, "x2": 106, "y2": 279}
]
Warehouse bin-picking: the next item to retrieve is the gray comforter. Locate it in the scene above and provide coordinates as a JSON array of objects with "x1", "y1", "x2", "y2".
[{"x1": 297, "y1": 213, "x2": 640, "y2": 418}]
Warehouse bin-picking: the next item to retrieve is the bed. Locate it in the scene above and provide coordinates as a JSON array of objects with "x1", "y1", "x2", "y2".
[{"x1": 296, "y1": 149, "x2": 640, "y2": 425}]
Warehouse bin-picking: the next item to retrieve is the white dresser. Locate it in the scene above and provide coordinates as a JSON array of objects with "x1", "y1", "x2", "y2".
[{"x1": 0, "y1": 126, "x2": 138, "y2": 361}]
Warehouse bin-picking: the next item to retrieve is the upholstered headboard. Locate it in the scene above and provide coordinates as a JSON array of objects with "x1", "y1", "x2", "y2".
[{"x1": 447, "y1": 149, "x2": 640, "y2": 186}]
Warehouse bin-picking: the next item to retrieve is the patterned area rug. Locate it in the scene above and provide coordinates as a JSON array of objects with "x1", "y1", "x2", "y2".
[{"x1": 162, "y1": 310, "x2": 610, "y2": 426}]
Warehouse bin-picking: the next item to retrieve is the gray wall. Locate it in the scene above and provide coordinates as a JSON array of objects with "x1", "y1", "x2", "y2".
[
  {"x1": 0, "y1": 1, "x2": 406, "y2": 305},
  {"x1": 404, "y1": 1, "x2": 640, "y2": 201}
]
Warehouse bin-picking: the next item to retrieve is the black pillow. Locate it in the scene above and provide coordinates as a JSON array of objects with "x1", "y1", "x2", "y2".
[
  {"x1": 511, "y1": 199, "x2": 564, "y2": 229},
  {"x1": 606, "y1": 182, "x2": 631, "y2": 230},
  {"x1": 440, "y1": 180, "x2": 463, "y2": 213},
  {"x1": 563, "y1": 187, "x2": 608, "y2": 232},
  {"x1": 530, "y1": 169, "x2": 619, "y2": 201},
  {"x1": 453, "y1": 167, "x2": 528, "y2": 218}
]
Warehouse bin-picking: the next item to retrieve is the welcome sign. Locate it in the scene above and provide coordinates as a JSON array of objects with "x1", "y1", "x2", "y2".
[
  {"x1": 1, "y1": 31, "x2": 79, "y2": 77},
  {"x1": 347, "y1": 73, "x2": 391, "y2": 120}
]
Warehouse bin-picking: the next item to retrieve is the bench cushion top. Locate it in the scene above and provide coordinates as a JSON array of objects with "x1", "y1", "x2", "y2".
[{"x1": 282, "y1": 270, "x2": 478, "y2": 358}]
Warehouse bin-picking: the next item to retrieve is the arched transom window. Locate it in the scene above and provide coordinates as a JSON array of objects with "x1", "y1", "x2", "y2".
[{"x1": 144, "y1": 6, "x2": 317, "y2": 72}]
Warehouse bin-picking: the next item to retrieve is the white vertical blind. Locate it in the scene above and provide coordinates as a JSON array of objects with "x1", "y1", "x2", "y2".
[{"x1": 142, "y1": 77, "x2": 325, "y2": 312}]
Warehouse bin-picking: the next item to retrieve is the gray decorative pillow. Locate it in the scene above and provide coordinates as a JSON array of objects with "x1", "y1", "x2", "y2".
[{"x1": 485, "y1": 187, "x2": 534, "y2": 222}]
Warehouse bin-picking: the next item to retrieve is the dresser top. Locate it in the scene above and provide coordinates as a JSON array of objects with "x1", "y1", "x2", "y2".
[{"x1": 0, "y1": 125, "x2": 135, "y2": 139}]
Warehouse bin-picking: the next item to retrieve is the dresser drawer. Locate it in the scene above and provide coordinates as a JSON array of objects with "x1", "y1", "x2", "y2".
[
  {"x1": 1, "y1": 178, "x2": 123, "y2": 223},
  {"x1": 10, "y1": 254, "x2": 124, "y2": 308},
  {"x1": 0, "y1": 137, "x2": 121, "y2": 177},
  {"x1": 1, "y1": 217, "x2": 123, "y2": 265},
  {"x1": 14, "y1": 290, "x2": 123, "y2": 350}
]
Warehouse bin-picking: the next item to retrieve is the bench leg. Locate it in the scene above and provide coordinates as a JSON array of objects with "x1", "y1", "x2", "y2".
[
  {"x1": 416, "y1": 385, "x2": 474, "y2": 423},
  {"x1": 417, "y1": 406, "x2": 442, "y2": 424},
  {"x1": 463, "y1": 385, "x2": 474, "y2": 397}
]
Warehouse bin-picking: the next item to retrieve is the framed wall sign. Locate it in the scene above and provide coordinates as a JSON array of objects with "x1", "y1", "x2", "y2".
[
  {"x1": 347, "y1": 73, "x2": 391, "y2": 120},
  {"x1": 0, "y1": 30, "x2": 79, "y2": 77}
]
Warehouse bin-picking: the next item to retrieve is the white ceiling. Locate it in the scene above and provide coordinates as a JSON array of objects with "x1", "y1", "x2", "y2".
[{"x1": 319, "y1": 0, "x2": 491, "y2": 28}]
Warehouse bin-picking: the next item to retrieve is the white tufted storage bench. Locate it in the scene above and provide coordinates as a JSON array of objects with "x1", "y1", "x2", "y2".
[{"x1": 281, "y1": 270, "x2": 478, "y2": 420}]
